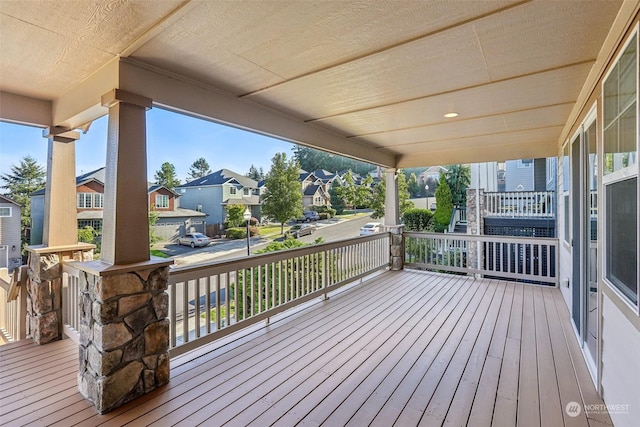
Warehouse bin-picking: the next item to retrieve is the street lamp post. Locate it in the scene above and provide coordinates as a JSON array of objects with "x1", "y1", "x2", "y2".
[{"x1": 243, "y1": 206, "x2": 252, "y2": 256}]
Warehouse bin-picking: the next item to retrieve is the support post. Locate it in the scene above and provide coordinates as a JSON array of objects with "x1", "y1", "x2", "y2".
[{"x1": 384, "y1": 168, "x2": 404, "y2": 270}]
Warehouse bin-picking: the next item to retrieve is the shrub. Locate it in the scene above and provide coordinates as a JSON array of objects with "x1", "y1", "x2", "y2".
[
  {"x1": 319, "y1": 212, "x2": 330, "y2": 220},
  {"x1": 309, "y1": 205, "x2": 336, "y2": 218},
  {"x1": 403, "y1": 208, "x2": 433, "y2": 231},
  {"x1": 226, "y1": 227, "x2": 259, "y2": 239}
]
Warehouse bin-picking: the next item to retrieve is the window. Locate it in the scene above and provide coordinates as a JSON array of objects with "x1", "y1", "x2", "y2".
[
  {"x1": 518, "y1": 159, "x2": 532, "y2": 168},
  {"x1": 243, "y1": 188, "x2": 250, "y2": 196},
  {"x1": 196, "y1": 205, "x2": 203, "y2": 212},
  {"x1": 93, "y1": 193, "x2": 104, "y2": 208},
  {"x1": 0, "y1": 207, "x2": 11, "y2": 217},
  {"x1": 561, "y1": 143, "x2": 570, "y2": 244},
  {"x1": 604, "y1": 33, "x2": 637, "y2": 175},
  {"x1": 229, "y1": 186, "x2": 237, "y2": 195},
  {"x1": 78, "y1": 219, "x2": 102, "y2": 233},
  {"x1": 155, "y1": 195, "x2": 169, "y2": 208},
  {"x1": 603, "y1": 30, "x2": 638, "y2": 308},
  {"x1": 77, "y1": 193, "x2": 93, "y2": 208}
]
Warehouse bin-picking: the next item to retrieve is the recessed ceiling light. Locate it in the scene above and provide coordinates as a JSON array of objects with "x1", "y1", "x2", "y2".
[{"x1": 444, "y1": 112, "x2": 459, "y2": 118}]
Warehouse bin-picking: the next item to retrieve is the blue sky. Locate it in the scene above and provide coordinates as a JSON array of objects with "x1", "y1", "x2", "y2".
[{"x1": 0, "y1": 107, "x2": 294, "y2": 182}]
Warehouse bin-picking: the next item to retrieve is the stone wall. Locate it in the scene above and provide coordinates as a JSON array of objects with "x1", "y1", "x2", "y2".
[
  {"x1": 26, "y1": 247, "x2": 94, "y2": 344},
  {"x1": 77, "y1": 263, "x2": 170, "y2": 414},
  {"x1": 466, "y1": 188, "x2": 484, "y2": 270}
]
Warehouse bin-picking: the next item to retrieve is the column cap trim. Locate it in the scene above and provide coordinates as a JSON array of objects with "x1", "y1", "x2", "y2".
[
  {"x1": 42, "y1": 126, "x2": 80, "y2": 142},
  {"x1": 101, "y1": 89, "x2": 152, "y2": 109},
  {"x1": 27, "y1": 243, "x2": 96, "y2": 254},
  {"x1": 67, "y1": 256, "x2": 173, "y2": 277}
]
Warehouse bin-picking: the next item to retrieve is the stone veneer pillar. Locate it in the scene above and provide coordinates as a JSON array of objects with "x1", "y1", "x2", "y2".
[
  {"x1": 466, "y1": 188, "x2": 485, "y2": 271},
  {"x1": 388, "y1": 225, "x2": 405, "y2": 271},
  {"x1": 75, "y1": 258, "x2": 172, "y2": 414},
  {"x1": 25, "y1": 244, "x2": 94, "y2": 344}
]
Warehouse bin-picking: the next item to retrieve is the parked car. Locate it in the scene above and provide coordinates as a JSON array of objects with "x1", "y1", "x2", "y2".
[
  {"x1": 178, "y1": 233, "x2": 210, "y2": 248},
  {"x1": 296, "y1": 211, "x2": 320, "y2": 222},
  {"x1": 285, "y1": 224, "x2": 316, "y2": 238},
  {"x1": 359, "y1": 222, "x2": 382, "y2": 236}
]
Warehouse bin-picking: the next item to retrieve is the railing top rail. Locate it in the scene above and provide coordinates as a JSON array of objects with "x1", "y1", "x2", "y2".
[
  {"x1": 483, "y1": 190, "x2": 555, "y2": 195},
  {"x1": 403, "y1": 231, "x2": 559, "y2": 244},
  {"x1": 169, "y1": 232, "x2": 390, "y2": 283}
]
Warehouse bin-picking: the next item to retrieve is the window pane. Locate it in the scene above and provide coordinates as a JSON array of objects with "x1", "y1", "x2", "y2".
[
  {"x1": 603, "y1": 64, "x2": 618, "y2": 126},
  {"x1": 619, "y1": 34, "x2": 637, "y2": 112},
  {"x1": 606, "y1": 177, "x2": 638, "y2": 305}
]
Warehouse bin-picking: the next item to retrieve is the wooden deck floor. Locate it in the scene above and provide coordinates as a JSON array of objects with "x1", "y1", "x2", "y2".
[{"x1": 0, "y1": 270, "x2": 612, "y2": 427}]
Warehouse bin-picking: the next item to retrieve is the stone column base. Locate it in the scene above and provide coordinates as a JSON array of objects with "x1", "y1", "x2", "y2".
[
  {"x1": 25, "y1": 244, "x2": 94, "y2": 344},
  {"x1": 386, "y1": 225, "x2": 405, "y2": 271},
  {"x1": 74, "y1": 258, "x2": 172, "y2": 414}
]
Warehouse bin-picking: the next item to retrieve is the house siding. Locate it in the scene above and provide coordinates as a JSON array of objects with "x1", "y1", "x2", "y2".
[
  {"x1": 505, "y1": 159, "x2": 535, "y2": 191},
  {"x1": 149, "y1": 188, "x2": 176, "y2": 211},
  {"x1": 0, "y1": 199, "x2": 22, "y2": 270},
  {"x1": 555, "y1": 12, "x2": 640, "y2": 425},
  {"x1": 179, "y1": 186, "x2": 225, "y2": 224}
]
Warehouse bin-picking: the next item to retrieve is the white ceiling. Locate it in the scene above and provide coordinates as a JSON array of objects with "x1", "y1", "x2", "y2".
[{"x1": 0, "y1": 0, "x2": 631, "y2": 167}]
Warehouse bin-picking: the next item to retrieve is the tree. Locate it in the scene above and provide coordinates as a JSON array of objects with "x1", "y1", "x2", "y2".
[
  {"x1": 446, "y1": 164, "x2": 471, "y2": 207},
  {"x1": 0, "y1": 155, "x2": 46, "y2": 250},
  {"x1": 434, "y1": 172, "x2": 454, "y2": 232},
  {"x1": 225, "y1": 204, "x2": 246, "y2": 228},
  {"x1": 188, "y1": 157, "x2": 211, "y2": 181},
  {"x1": 261, "y1": 153, "x2": 303, "y2": 234},
  {"x1": 407, "y1": 172, "x2": 421, "y2": 198},
  {"x1": 369, "y1": 170, "x2": 413, "y2": 220},
  {"x1": 293, "y1": 145, "x2": 374, "y2": 176},
  {"x1": 246, "y1": 164, "x2": 265, "y2": 181},
  {"x1": 329, "y1": 180, "x2": 346, "y2": 215},
  {"x1": 154, "y1": 162, "x2": 181, "y2": 189}
]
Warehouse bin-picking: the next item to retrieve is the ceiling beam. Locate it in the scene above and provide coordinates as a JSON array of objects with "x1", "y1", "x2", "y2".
[
  {"x1": 118, "y1": 59, "x2": 397, "y2": 167},
  {"x1": 0, "y1": 91, "x2": 51, "y2": 128}
]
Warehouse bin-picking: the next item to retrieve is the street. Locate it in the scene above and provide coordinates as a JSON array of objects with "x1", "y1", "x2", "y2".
[{"x1": 163, "y1": 214, "x2": 379, "y2": 265}]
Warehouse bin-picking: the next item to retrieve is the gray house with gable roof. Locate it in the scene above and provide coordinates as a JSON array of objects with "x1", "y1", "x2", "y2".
[{"x1": 176, "y1": 169, "x2": 261, "y2": 226}]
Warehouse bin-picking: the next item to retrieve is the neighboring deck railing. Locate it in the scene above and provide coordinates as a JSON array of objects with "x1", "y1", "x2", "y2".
[
  {"x1": 0, "y1": 266, "x2": 27, "y2": 342},
  {"x1": 484, "y1": 191, "x2": 555, "y2": 218},
  {"x1": 404, "y1": 232, "x2": 558, "y2": 285},
  {"x1": 167, "y1": 233, "x2": 390, "y2": 356}
]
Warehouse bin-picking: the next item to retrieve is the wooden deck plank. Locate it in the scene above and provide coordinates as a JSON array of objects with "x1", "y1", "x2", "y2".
[
  {"x1": 440, "y1": 281, "x2": 507, "y2": 426},
  {"x1": 289, "y1": 275, "x2": 463, "y2": 427},
  {"x1": 166, "y1": 271, "x2": 439, "y2": 426},
  {"x1": 343, "y1": 276, "x2": 480, "y2": 427},
  {"x1": 109, "y1": 271, "x2": 429, "y2": 426},
  {"x1": 417, "y1": 281, "x2": 502, "y2": 426},
  {"x1": 0, "y1": 271, "x2": 611, "y2": 427},
  {"x1": 379, "y1": 280, "x2": 493, "y2": 426},
  {"x1": 516, "y1": 285, "x2": 540, "y2": 427},
  {"x1": 533, "y1": 286, "x2": 563, "y2": 427},
  {"x1": 549, "y1": 288, "x2": 613, "y2": 426},
  {"x1": 492, "y1": 283, "x2": 524, "y2": 427},
  {"x1": 467, "y1": 282, "x2": 516, "y2": 427}
]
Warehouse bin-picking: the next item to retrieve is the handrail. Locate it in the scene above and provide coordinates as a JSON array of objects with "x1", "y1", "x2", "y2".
[
  {"x1": 168, "y1": 233, "x2": 390, "y2": 357},
  {"x1": 484, "y1": 191, "x2": 555, "y2": 218},
  {"x1": 0, "y1": 266, "x2": 27, "y2": 342},
  {"x1": 404, "y1": 232, "x2": 558, "y2": 285}
]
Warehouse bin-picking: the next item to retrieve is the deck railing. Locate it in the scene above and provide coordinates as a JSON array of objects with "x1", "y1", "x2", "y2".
[
  {"x1": 404, "y1": 232, "x2": 558, "y2": 285},
  {"x1": 484, "y1": 191, "x2": 555, "y2": 218},
  {"x1": 0, "y1": 266, "x2": 27, "y2": 342},
  {"x1": 62, "y1": 263, "x2": 82, "y2": 343},
  {"x1": 168, "y1": 233, "x2": 390, "y2": 356}
]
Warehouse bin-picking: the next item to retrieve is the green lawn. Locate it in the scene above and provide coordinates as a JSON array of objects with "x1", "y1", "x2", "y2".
[
  {"x1": 257, "y1": 224, "x2": 290, "y2": 238},
  {"x1": 150, "y1": 249, "x2": 169, "y2": 258}
]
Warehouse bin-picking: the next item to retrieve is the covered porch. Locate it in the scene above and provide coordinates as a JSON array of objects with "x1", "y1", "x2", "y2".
[{"x1": 0, "y1": 269, "x2": 610, "y2": 426}]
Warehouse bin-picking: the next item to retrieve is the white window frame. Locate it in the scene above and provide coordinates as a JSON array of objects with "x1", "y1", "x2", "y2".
[
  {"x1": 0, "y1": 207, "x2": 11, "y2": 217},
  {"x1": 229, "y1": 186, "x2": 237, "y2": 196},
  {"x1": 77, "y1": 193, "x2": 93, "y2": 209},
  {"x1": 601, "y1": 26, "x2": 639, "y2": 314},
  {"x1": 155, "y1": 194, "x2": 169, "y2": 209}
]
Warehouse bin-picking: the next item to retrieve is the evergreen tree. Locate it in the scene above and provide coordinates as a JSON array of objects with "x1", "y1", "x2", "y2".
[
  {"x1": 293, "y1": 145, "x2": 374, "y2": 176},
  {"x1": 329, "y1": 180, "x2": 346, "y2": 214},
  {"x1": 446, "y1": 164, "x2": 471, "y2": 207},
  {"x1": 246, "y1": 164, "x2": 264, "y2": 181},
  {"x1": 0, "y1": 155, "x2": 46, "y2": 250},
  {"x1": 154, "y1": 162, "x2": 181, "y2": 189},
  {"x1": 261, "y1": 153, "x2": 303, "y2": 234},
  {"x1": 188, "y1": 157, "x2": 211, "y2": 181},
  {"x1": 434, "y1": 172, "x2": 454, "y2": 232}
]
